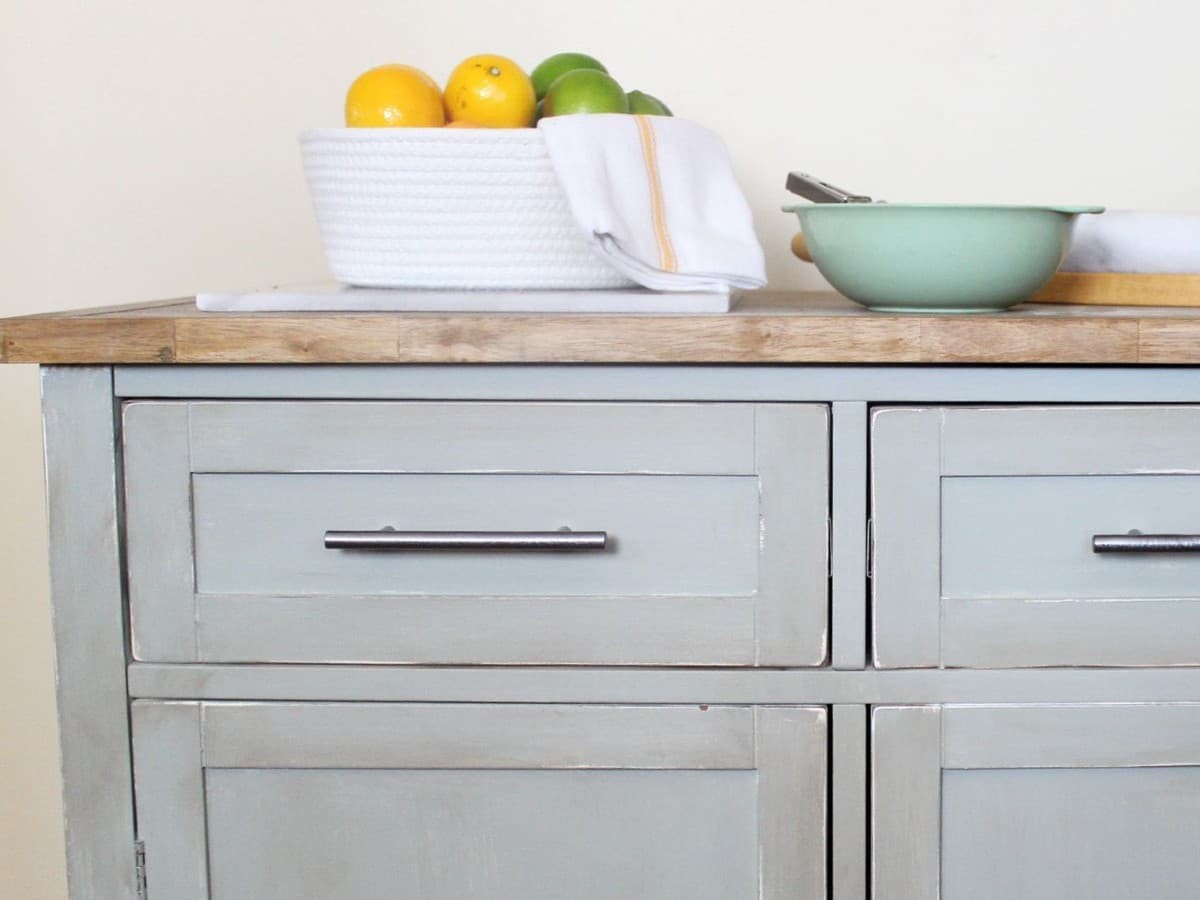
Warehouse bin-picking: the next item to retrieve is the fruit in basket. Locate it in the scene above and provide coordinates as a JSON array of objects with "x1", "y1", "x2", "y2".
[
  {"x1": 542, "y1": 69, "x2": 629, "y2": 117},
  {"x1": 444, "y1": 54, "x2": 536, "y2": 128},
  {"x1": 627, "y1": 90, "x2": 672, "y2": 116},
  {"x1": 530, "y1": 52, "x2": 608, "y2": 100},
  {"x1": 344, "y1": 64, "x2": 445, "y2": 127}
]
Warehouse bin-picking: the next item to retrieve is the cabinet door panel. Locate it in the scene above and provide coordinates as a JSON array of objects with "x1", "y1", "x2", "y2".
[
  {"x1": 133, "y1": 702, "x2": 828, "y2": 900},
  {"x1": 942, "y1": 767, "x2": 1200, "y2": 900},
  {"x1": 872, "y1": 703, "x2": 1200, "y2": 900},
  {"x1": 207, "y1": 769, "x2": 759, "y2": 900}
]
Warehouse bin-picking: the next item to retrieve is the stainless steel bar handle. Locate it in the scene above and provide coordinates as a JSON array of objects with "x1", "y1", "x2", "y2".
[
  {"x1": 324, "y1": 529, "x2": 608, "y2": 551},
  {"x1": 1092, "y1": 533, "x2": 1200, "y2": 553}
]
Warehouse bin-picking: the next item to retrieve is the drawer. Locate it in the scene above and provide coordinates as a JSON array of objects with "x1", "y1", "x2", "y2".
[
  {"x1": 872, "y1": 405, "x2": 1200, "y2": 668},
  {"x1": 123, "y1": 400, "x2": 829, "y2": 666}
]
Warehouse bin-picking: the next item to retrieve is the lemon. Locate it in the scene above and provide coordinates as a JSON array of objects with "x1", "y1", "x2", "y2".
[
  {"x1": 444, "y1": 54, "x2": 536, "y2": 128},
  {"x1": 542, "y1": 69, "x2": 629, "y2": 117},
  {"x1": 627, "y1": 90, "x2": 672, "y2": 116},
  {"x1": 344, "y1": 64, "x2": 445, "y2": 127},
  {"x1": 530, "y1": 52, "x2": 607, "y2": 100}
]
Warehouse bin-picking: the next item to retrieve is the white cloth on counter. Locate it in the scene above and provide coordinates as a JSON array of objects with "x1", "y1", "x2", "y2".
[
  {"x1": 537, "y1": 114, "x2": 766, "y2": 293},
  {"x1": 195, "y1": 283, "x2": 735, "y2": 313},
  {"x1": 1062, "y1": 211, "x2": 1200, "y2": 273}
]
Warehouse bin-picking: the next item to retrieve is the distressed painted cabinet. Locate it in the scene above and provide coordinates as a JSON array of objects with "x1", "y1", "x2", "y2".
[
  {"x1": 873, "y1": 703, "x2": 1200, "y2": 899},
  {"x1": 12, "y1": 295, "x2": 1200, "y2": 899},
  {"x1": 132, "y1": 702, "x2": 827, "y2": 899}
]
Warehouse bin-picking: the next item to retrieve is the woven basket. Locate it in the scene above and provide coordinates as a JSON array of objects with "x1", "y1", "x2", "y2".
[{"x1": 300, "y1": 128, "x2": 634, "y2": 290}]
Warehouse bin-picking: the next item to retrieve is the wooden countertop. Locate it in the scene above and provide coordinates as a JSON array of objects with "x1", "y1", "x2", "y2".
[{"x1": 5, "y1": 291, "x2": 1200, "y2": 365}]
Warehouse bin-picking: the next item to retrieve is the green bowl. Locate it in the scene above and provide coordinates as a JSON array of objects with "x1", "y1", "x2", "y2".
[{"x1": 782, "y1": 204, "x2": 1104, "y2": 313}]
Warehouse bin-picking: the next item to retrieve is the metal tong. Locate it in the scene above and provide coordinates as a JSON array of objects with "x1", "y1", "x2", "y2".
[{"x1": 785, "y1": 172, "x2": 873, "y2": 204}]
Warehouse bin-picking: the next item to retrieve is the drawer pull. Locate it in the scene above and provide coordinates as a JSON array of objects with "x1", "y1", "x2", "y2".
[
  {"x1": 1092, "y1": 533, "x2": 1200, "y2": 553},
  {"x1": 324, "y1": 529, "x2": 608, "y2": 551}
]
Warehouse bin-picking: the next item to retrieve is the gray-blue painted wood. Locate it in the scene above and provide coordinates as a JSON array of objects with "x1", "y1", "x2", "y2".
[
  {"x1": 873, "y1": 703, "x2": 1200, "y2": 899},
  {"x1": 123, "y1": 400, "x2": 830, "y2": 666},
  {"x1": 131, "y1": 701, "x2": 827, "y2": 900},
  {"x1": 124, "y1": 663, "x2": 1200, "y2": 705},
  {"x1": 832, "y1": 704, "x2": 867, "y2": 899},
  {"x1": 830, "y1": 402, "x2": 867, "y2": 670},
  {"x1": 112, "y1": 363, "x2": 1200, "y2": 403},
  {"x1": 41, "y1": 367, "x2": 138, "y2": 900},
  {"x1": 35, "y1": 360, "x2": 1200, "y2": 900},
  {"x1": 873, "y1": 405, "x2": 1200, "y2": 668},
  {"x1": 942, "y1": 767, "x2": 1200, "y2": 899}
]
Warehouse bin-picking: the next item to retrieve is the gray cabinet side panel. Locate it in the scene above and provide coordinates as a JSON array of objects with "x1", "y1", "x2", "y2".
[
  {"x1": 871, "y1": 705, "x2": 941, "y2": 899},
  {"x1": 130, "y1": 701, "x2": 208, "y2": 900},
  {"x1": 41, "y1": 366, "x2": 137, "y2": 900},
  {"x1": 870, "y1": 408, "x2": 941, "y2": 667}
]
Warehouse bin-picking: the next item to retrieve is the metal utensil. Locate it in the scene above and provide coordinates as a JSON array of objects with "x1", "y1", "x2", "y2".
[{"x1": 786, "y1": 172, "x2": 873, "y2": 204}]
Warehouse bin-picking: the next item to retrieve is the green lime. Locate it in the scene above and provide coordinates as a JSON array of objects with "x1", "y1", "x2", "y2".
[
  {"x1": 542, "y1": 69, "x2": 629, "y2": 116},
  {"x1": 534, "y1": 98, "x2": 545, "y2": 123},
  {"x1": 530, "y1": 52, "x2": 607, "y2": 100},
  {"x1": 627, "y1": 90, "x2": 672, "y2": 116}
]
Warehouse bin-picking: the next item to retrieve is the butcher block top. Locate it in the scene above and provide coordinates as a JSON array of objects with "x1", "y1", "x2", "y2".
[{"x1": 5, "y1": 291, "x2": 1200, "y2": 365}]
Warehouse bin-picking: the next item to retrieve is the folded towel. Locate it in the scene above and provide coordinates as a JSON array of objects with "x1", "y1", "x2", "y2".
[
  {"x1": 537, "y1": 114, "x2": 766, "y2": 293},
  {"x1": 1062, "y1": 211, "x2": 1200, "y2": 273}
]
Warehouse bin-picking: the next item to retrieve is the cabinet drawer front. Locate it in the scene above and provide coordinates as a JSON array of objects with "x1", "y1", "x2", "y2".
[
  {"x1": 125, "y1": 401, "x2": 829, "y2": 666},
  {"x1": 873, "y1": 405, "x2": 1200, "y2": 668},
  {"x1": 133, "y1": 702, "x2": 827, "y2": 900}
]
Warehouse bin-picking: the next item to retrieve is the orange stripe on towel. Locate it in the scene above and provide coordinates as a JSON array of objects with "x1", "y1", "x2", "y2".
[{"x1": 634, "y1": 115, "x2": 678, "y2": 273}]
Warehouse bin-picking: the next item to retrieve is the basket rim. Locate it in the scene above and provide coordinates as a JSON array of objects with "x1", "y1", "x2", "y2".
[{"x1": 300, "y1": 127, "x2": 546, "y2": 145}]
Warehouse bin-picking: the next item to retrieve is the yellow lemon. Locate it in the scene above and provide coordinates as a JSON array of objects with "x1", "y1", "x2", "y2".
[
  {"x1": 345, "y1": 64, "x2": 445, "y2": 127},
  {"x1": 444, "y1": 54, "x2": 536, "y2": 128}
]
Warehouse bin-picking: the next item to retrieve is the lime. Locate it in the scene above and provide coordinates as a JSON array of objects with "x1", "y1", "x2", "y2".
[
  {"x1": 627, "y1": 90, "x2": 672, "y2": 116},
  {"x1": 530, "y1": 52, "x2": 607, "y2": 100},
  {"x1": 542, "y1": 69, "x2": 629, "y2": 116}
]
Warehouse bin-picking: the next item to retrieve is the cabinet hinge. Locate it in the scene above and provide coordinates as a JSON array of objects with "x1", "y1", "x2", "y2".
[
  {"x1": 135, "y1": 839, "x2": 147, "y2": 900},
  {"x1": 866, "y1": 516, "x2": 874, "y2": 579}
]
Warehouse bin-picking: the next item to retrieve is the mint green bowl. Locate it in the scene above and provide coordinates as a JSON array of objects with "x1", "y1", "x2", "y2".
[{"x1": 783, "y1": 204, "x2": 1104, "y2": 313}]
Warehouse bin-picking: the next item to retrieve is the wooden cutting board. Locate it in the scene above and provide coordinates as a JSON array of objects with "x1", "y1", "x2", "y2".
[{"x1": 1031, "y1": 273, "x2": 1200, "y2": 307}]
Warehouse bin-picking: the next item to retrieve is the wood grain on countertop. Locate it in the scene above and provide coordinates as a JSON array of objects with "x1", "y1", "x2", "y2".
[{"x1": 5, "y1": 291, "x2": 1200, "y2": 365}]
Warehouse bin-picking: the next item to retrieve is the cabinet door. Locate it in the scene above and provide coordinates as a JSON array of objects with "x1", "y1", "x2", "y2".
[
  {"x1": 872, "y1": 405, "x2": 1200, "y2": 667},
  {"x1": 872, "y1": 703, "x2": 1200, "y2": 899},
  {"x1": 132, "y1": 702, "x2": 827, "y2": 899}
]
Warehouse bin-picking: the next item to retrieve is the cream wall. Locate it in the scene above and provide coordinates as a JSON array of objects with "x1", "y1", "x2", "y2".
[{"x1": 4, "y1": 0, "x2": 1200, "y2": 895}]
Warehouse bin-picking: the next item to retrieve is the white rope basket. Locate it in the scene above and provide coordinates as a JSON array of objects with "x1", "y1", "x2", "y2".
[{"x1": 300, "y1": 128, "x2": 635, "y2": 290}]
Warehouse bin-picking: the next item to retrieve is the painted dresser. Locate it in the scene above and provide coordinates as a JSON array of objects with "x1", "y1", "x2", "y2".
[{"x1": 7, "y1": 291, "x2": 1200, "y2": 899}]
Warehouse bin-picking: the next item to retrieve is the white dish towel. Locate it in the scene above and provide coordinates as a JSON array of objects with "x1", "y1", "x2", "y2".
[
  {"x1": 537, "y1": 114, "x2": 767, "y2": 293},
  {"x1": 1063, "y1": 211, "x2": 1200, "y2": 273}
]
